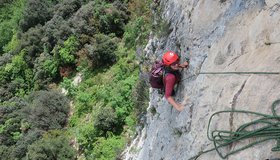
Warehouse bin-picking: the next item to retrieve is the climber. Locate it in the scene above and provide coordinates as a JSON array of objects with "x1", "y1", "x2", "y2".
[{"x1": 162, "y1": 51, "x2": 189, "y2": 111}]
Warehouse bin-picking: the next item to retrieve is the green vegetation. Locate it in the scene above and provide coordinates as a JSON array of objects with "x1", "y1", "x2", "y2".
[
  {"x1": 0, "y1": 0, "x2": 25, "y2": 54},
  {"x1": 27, "y1": 131, "x2": 76, "y2": 160},
  {"x1": 0, "y1": 0, "x2": 153, "y2": 159},
  {"x1": 57, "y1": 36, "x2": 78, "y2": 65},
  {"x1": 24, "y1": 91, "x2": 70, "y2": 130},
  {"x1": 91, "y1": 135, "x2": 125, "y2": 160}
]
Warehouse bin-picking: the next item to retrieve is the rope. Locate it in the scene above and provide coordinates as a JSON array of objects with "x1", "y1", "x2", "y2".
[
  {"x1": 189, "y1": 99, "x2": 280, "y2": 160},
  {"x1": 181, "y1": 71, "x2": 280, "y2": 82},
  {"x1": 265, "y1": 42, "x2": 280, "y2": 45},
  {"x1": 199, "y1": 71, "x2": 280, "y2": 75}
]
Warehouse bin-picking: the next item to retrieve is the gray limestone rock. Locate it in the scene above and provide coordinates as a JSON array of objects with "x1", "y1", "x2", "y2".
[{"x1": 122, "y1": 0, "x2": 280, "y2": 159}]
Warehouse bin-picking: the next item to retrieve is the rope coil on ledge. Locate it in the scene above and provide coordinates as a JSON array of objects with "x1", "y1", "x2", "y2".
[{"x1": 189, "y1": 99, "x2": 280, "y2": 160}]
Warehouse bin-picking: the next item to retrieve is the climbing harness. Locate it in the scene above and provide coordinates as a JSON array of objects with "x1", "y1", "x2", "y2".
[{"x1": 189, "y1": 99, "x2": 280, "y2": 160}]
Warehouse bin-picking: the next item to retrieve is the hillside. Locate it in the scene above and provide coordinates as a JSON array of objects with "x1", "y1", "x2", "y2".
[{"x1": 0, "y1": 0, "x2": 151, "y2": 159}]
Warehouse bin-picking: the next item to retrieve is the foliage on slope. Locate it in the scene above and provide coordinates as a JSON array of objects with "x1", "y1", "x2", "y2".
[{"x1": 0, "y1": 0, "x2": 152, "y2": 159}]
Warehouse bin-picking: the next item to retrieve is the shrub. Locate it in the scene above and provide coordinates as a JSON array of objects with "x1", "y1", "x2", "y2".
[
  {"x1": 0, "y1": 98, "x2": 26, "y2": 146},
  {"x1": 0, "y1": 0, "x2": 16, "y2": 7},
  {"x1": 32, "y1": 52, "x2": 59, "y2": 89},
  {"x1": 97, "y1": 4, "x2": 128, "y2": 37},
  {"x1": 75, "y1": 91, "x2": 92, "y2": 116},
  {"x1": 19, "y1": 0, "x2": 53, "y2": 32},
  {"x1": 0, "y1": 21, "x2": 14, "y2": 53},
  {"x1": 42, "y1": 15, "x2": 72, "y2": 50},
  {"x1": 86, "y1": 33, "x2": 118, "y2": 69},
  {"x1": 52, "y1": 0, "x2": 82, "y2": 19},
  {"x1": 3, "y1": 34, "x2": 20, "y2": 53},
  {"x1": 94, "y1": 107, "x2": 122, "y2": 136},
  {"x1": 91, "y1": 135, "x2": 125, "y2": 160},
  {"x1": 0, "y1": 50, "x2": 34, "y2": 97},
  {"x1": 60, "y1": 77, "x2": 77, "y2": 97},
  {"x1": 153, "y1": 18, "x2": 171, "y2": 38},
  {"x1": 75, "y1": 47, "x2": 92, "y2": 74},
  {"x1": 27, "y1": 131, "x2": 76, "y2": 160},
  {"x1": 123, "y1": 0, "x2": 152, "y2": 48},
  {"x1": 19, "y1": 25, "x2": 44, "y2": 60},
  {"x1": 10, "y1": 129, "x2": 43, "y2": 159},
  {"x1": 42, "y1": 57, "x2": 59, "y2": 79},
  {"x1": 4, "y1": 50, "x2": 29, "y2": 80},
  {"x1": 123, "y1": 17, "x2": 148, "y2": 48},
  {"x1": 131, "y1": 76, "x2": 149, "y2": 117},
  {"x1": 127, "y1": 0, "x2": 151, "y2": 19},
  {"x1": 0, "y1": 52, "x2": 13, "y2": 66},
  {"x1": 0, "y1": 86, "x2": 14, "y2": 102},
  {"x1": 91, "y1": 0, "x2": 128, "y2": 37},
  {"x1": 0, "y1": 145, "x2": 11, "y2": 160},
  {"x1": 75, "y1": 122, "x2": 99, "y2": 155},
  {"x1": 0, "y1": 0, "x2": 25, "y2": 54},
  {"x1": 69, "y1": 1, "x2": 98, "y2": 36},
  {"x1": 57, "y1": 36, "x2": 78, "y2": 65},
  {"x1": 24, "y1": 90, "x2": 70, "y2": 131}
]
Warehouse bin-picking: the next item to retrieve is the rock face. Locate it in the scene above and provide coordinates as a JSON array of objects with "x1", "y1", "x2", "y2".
[{"x1": 124, "y1": 0, "x2": 280, "y2": 159}]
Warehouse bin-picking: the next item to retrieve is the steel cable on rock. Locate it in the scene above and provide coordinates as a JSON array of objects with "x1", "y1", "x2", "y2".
[{"x1": 189, "y1": 99, "x2": 280, "y2": 160}]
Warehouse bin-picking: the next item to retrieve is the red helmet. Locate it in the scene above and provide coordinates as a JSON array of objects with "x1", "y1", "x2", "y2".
[{"x1": 162, "y1": 51, "x2": 179, "y2": 65}]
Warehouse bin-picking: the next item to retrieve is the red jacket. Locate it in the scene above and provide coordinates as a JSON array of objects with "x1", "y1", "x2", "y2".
[{"x1": 164, "y1": 72, "x2": 180, "y2": 98}]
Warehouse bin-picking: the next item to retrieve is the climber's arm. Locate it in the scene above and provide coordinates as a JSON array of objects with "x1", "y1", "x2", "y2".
[{"x1": 165, "y1": 74, "x2": 184, "y2": 111}]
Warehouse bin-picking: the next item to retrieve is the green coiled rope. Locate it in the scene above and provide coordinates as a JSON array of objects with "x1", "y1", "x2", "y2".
[{"x1": 189, "y1": 99, "x2": 280, "y2": 160}]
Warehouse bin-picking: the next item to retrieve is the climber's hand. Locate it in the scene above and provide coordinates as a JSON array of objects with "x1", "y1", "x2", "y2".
[
  {"x1": 176, "y1": 103, "x2": 185, "y2": 112},
  {"x1": 180, "y1": 61, "x2": 189, "y2": 68}
]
